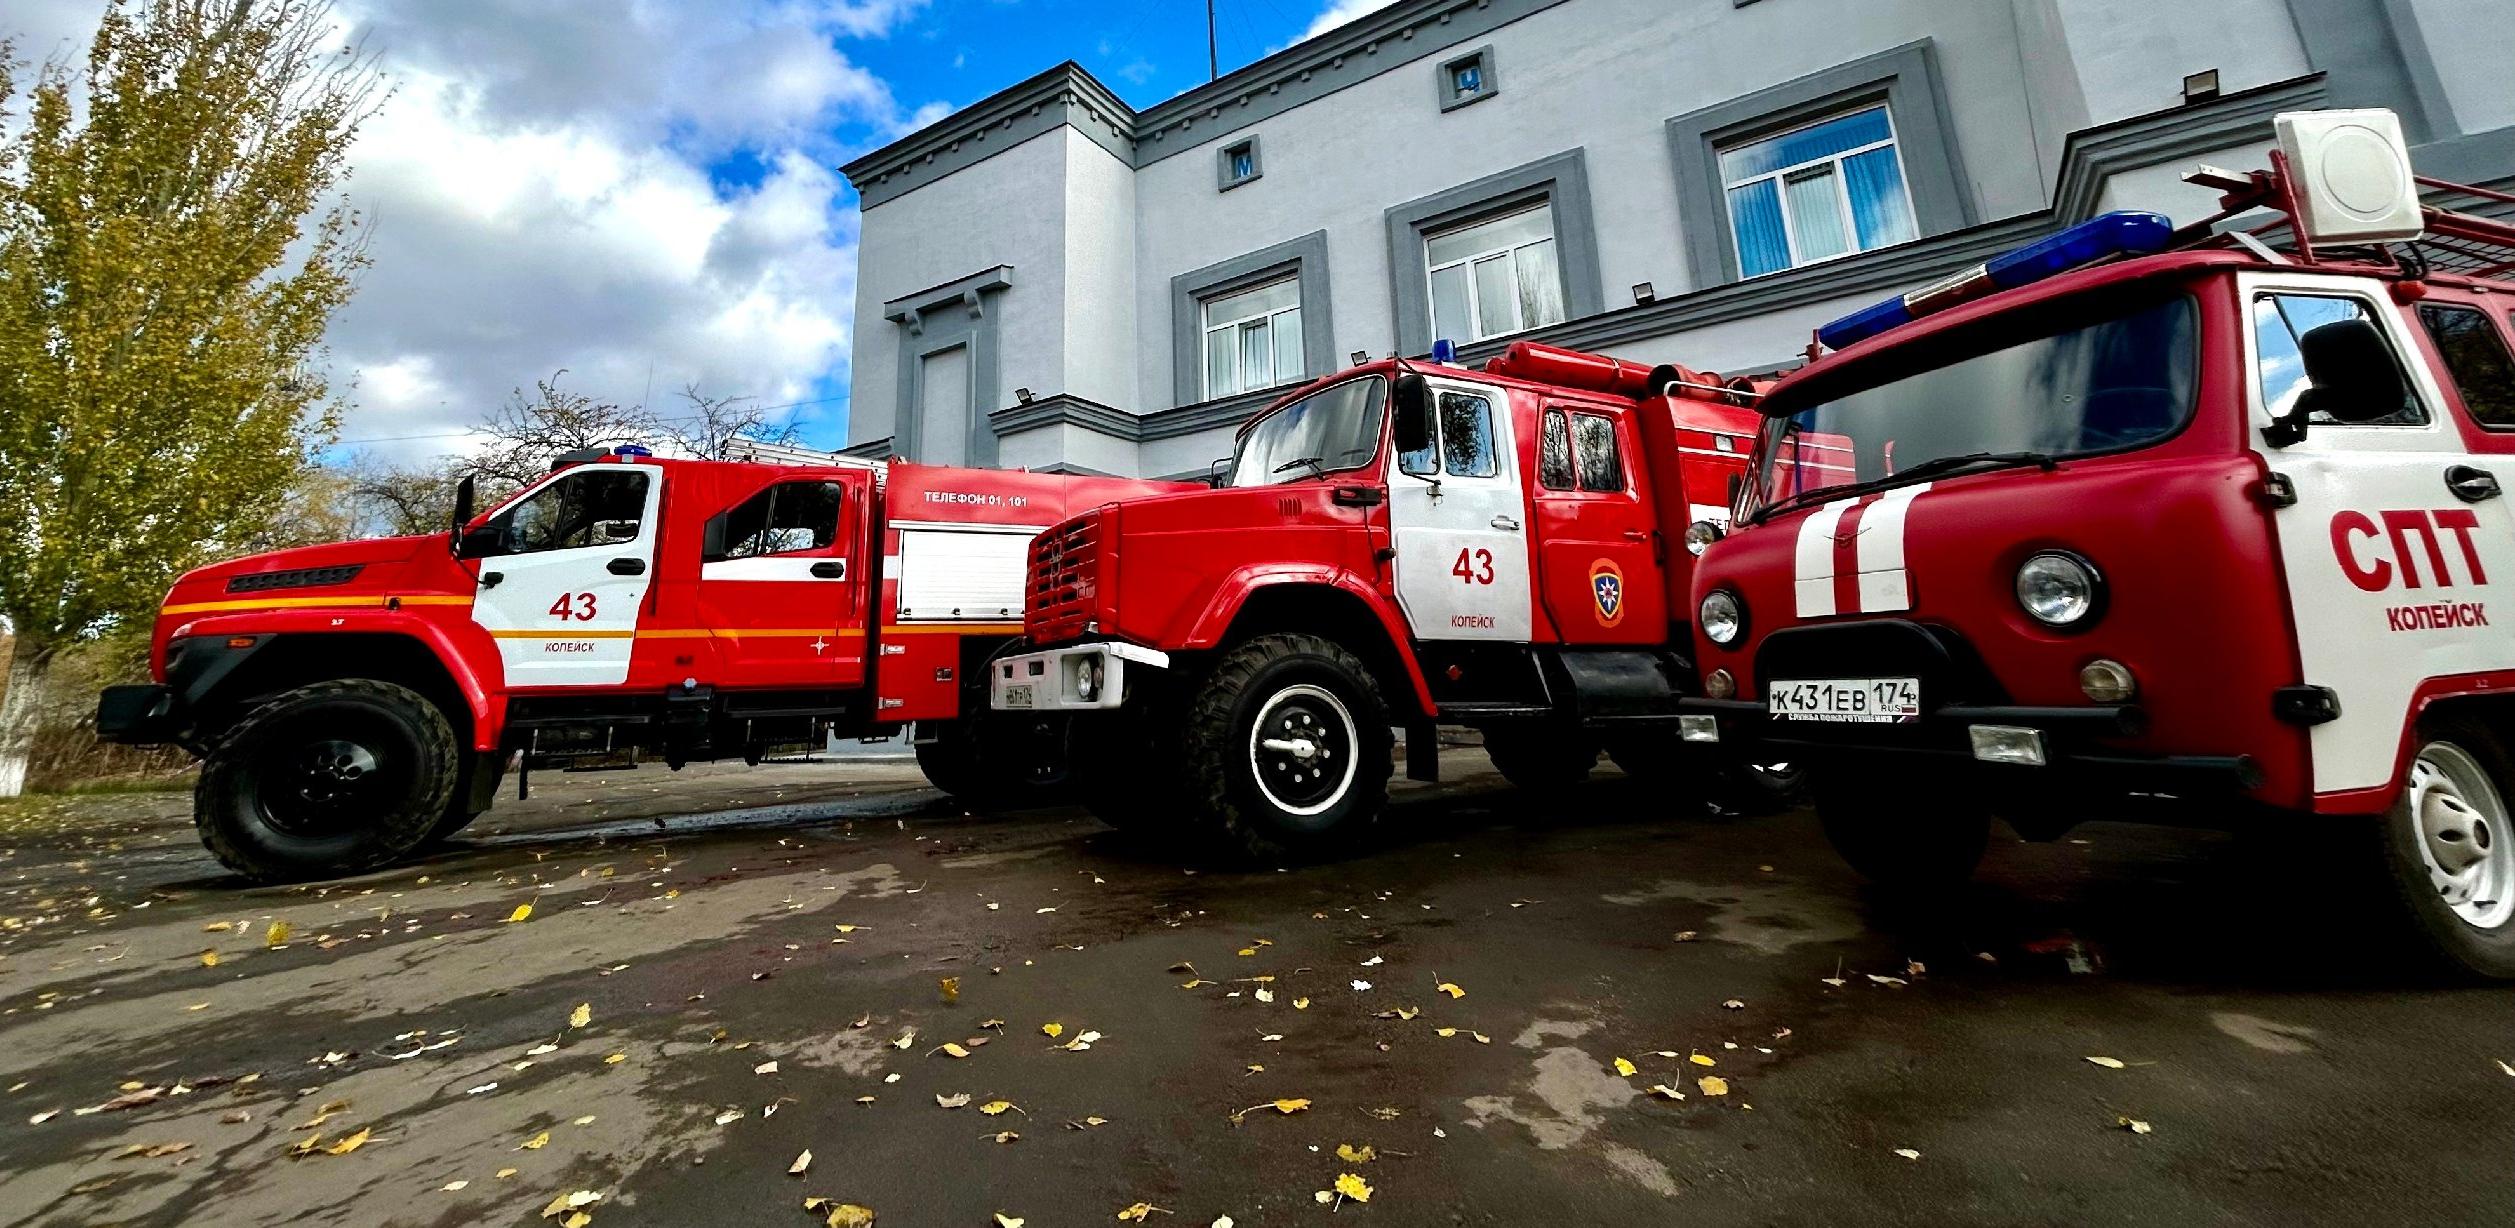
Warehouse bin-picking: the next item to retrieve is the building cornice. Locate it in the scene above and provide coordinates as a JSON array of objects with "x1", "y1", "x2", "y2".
[
  {"x1": 988, "y1": 392, "x2": 1145, "y2": 440},
  {"x1": 837, "y1": 0, "x2": 1579, "y2": 206}
]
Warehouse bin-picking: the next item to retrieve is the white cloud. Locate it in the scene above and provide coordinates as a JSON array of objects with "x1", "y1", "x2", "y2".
[
  {"x1": 1300, "y1": 0, "x2": 1401, "y2": 42},
  {"x1": 6, "y1": 0, "x2": 942, "y2": 460}
]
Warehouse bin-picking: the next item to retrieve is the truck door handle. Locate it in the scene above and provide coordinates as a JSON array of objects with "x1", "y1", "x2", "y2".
[
  {"x1": 1490, "y1": 515, "x2": 1521, "y2": 532},
  {"x1": 2447, "y1": 465, "x2": 2501, "y2": 502},
  {"x1": 1621, "y1": 529, "x2": 1651, "y2": 541},
  {"x1": 607, "y1": 557, "x2": 647, "y2": 576},
  {"x1": 810, "y1": 560, "x2": 846, "y2": 579},
  {"x1": 480, "y1": 570, "x2": 503, "y2": 589}
]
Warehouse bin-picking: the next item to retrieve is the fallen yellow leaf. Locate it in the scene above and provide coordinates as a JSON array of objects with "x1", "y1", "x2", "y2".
[
  {"x1": 824, "y1": 1203, "x2": 875, "y2": 1227},
  {"x1": 1334, "y1": 1173, "x2": 1373, "y2": 1203},
  {"x1": 1437, "y1": 983, "x2": 1465, "y2": 999},
  {"x1": 265, "y1": 920, "x2": 292, "y2": 947},
  {"x1": 603, "y1": 1054, "x2": 626, "y2": 1065},
  {"x1": 790, "y1": 1149, "x2": 812, "y2": 1175},
  {"x1": 1336, "y1": 1143, "x2": 1376, "y2": 1163},
  {"x1": 2119, "y1": 1116, "x2": 2153, "y2": 1135},
  {"x1": 517, "y1": 1130, "x2": 551, "y2": 1150},
  {"x1": 1293, "y1": 997, "x2": 1310, "y2": 1010},
  {"x1": 940, "y1": 977, "x2": 960, "y2": 1004},
  {"x1": 568, "y1": 1003, "x2": 591, "y2": 1029},
  {"x1": 980, "y1": 1100, "x2": 1021, "y2": 1116},
  {"x1": 1273, "y1": 1098, "x2": 1309, "y2": 1114},
  {"x1": 995, "y1": 1217, "x2": 1024, "y2": 1228},
  {"x1": 1689, "y1": 1054, "x2": 1717, "y2": 1067},
  {"x1": 506, "y1": 904, "x2": 533, "y2": 924},
  {"x1": 936, "y1": 1093, "x2": 972, "y2": 1109},
  {"x1": 1646, "y1": 1084, "x2": 1685, "y2": 1100},
  {"x1": 1041, "y1": 1023, "x2": 1065, "y2": 1039},
  {"x1": 936, "y1": 1043, "x2": 971, "y2": 1059},
  {"x1": 323, "y1": 1127, "x2": 372, "y2": 1155},
  {"x1": 1116, "y1": 1204, "x2": 1164, "y2": 1222},
  {"x1": 562, "y1": 1214, "x2": 592, "y2": 1228},
  {"x1": 1699, "y1": 1076, "x2": 1730, "y2": 1096},
  {"x1": 200, "y1": 950, "x2": 220, "y2": 968},
  {"x1": 1612, "y1": 1057, "x2": 1637, "y2": 1077},
  {"x1": 2085, "y1": 1056, "x2": 2127, "y2": 1069}
]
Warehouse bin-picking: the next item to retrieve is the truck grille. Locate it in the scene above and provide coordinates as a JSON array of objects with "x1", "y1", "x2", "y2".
[
  {"x1": 1026, "y1": 510, "x2": 1103, "y2": 644},
  {"x1": 226, "y1": 564, "x2": 364, "y2": 593}
]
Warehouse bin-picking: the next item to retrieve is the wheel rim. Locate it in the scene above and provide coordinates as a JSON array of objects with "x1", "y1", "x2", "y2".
[
  {"x1": 1247, "y1": 683, "x2": 1360, "y2": 819},
  {"x1": 2406, "y1": 741, "x2": 2515, "y2": 931},
  {"x1": 251, "y1": 717, "x2": 412, "y2": 840}
]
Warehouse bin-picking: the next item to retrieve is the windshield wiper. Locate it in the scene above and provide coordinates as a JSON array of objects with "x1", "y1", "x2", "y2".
[
  {"x1": 1270, "y1": 456, "x2": 1327, "y2": 479},
  {"x1": 1755, "y1": 450, "x2": 2058, "y2": 524}
]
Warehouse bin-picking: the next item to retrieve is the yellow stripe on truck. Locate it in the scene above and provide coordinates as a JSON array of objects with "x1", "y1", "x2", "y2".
[{"x1": 161, "y1": 594, "x2": 474, "y2": 615}]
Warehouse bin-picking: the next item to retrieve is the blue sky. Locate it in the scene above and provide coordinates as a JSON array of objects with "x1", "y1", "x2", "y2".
[{"x1": 2, "y1": 0, "x2": 1374, "y2": 463}]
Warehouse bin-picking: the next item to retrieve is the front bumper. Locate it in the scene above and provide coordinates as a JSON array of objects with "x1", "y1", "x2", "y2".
[
  {"x1": 1679, "y1": 697, "x2": 2262, "y2": 795},
  {"x1": 988, "y1": 641, "x2": 1170, "y2": 713},
  {"x1": 97, "y1": 684, "x2": 182, "y2": 746}
]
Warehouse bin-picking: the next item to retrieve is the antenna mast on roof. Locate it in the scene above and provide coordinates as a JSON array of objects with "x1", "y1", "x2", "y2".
[{"x1": 1207, "y1": 0, "x2": 1219, "y2": 81}]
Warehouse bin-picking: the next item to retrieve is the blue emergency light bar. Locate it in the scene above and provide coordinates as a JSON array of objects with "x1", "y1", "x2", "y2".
[
  {"x1": 1815, "y1": 210, "x2": 2177, "y2": 352},
  {"x1": 612, "y1": 443, "x2": 653, "y2": 457}
]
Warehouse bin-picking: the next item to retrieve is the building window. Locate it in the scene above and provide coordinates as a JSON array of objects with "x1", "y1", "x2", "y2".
[
  {"x1": 1719, "y1": 104, "x2": 1917, "y2": 277},
  {"x1": 1218, "y1": 137, "x2": 1262, "y2": 191},
  {"x1": 1202, "y1": 277, "x2": 1304, "y2": 398},
  {"x1": 1425, "y1": 202, "x2": 1566, "y2": 345},
  {"x1": 1438, "y1": 46, "x2": 1497, "y2": 112}
]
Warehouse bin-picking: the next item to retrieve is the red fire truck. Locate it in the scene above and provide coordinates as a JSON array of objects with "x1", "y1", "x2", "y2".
[
  {"x1": 95, "y1": 451, "x2": 1188, "y2": 880},
  {"x1": 1681, "y1": 109, "x2": 2515, "y2": 978},
  {"x1": 987, "y1": 340, "x2": 1788, "y2": 859}
]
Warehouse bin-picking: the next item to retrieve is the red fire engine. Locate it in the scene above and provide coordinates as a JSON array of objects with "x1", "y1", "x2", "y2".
[
  {"x1": 1682, "y1": 109, "x2": 2515, "y2": 978},
  {"x1": 988, "y1": 339, "x2": 1789, "y2": 859},
  {"x1": 95, "y1": 451, "x2": 1188, "y2": 880}
]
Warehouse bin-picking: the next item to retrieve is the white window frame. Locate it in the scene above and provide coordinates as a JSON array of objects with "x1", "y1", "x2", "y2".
[
  {"x1": 1720, "y1": 104, "x2": 1918, "y2": 275},
  {"x1": 1423, "y1": 204, "x2": 1561, "y2": 345},
  {"x1": 1201, "y1": 278, "x2": 1304, "y2": 399}
]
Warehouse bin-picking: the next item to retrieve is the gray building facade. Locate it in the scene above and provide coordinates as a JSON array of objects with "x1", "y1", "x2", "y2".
[{"x1": 838, "y1": 0, "x2": 2515, "y2": 479}]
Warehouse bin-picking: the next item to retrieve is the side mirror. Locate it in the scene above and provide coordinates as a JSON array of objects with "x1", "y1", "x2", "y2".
[
  {"x1": 1207, "y1": 457, "x2": 1230, "y2": 489},
  {"x1": 447, "y1": 474, "x2": 477, "y2": 554},
  {"x1": 700, "y1": 516, "x2": 728, "y2": 562},
  {"x1": 594, "y1": 519, "x2": 638, "y2": 545},
  {"x1": 1391, "y1": 373, "x2": 1432, "y2": 456}
]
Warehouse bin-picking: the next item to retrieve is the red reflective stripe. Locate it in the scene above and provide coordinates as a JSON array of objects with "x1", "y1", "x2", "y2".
[{"x1": 1831, "y1": 494, "x2": 1881, "y2": 615}]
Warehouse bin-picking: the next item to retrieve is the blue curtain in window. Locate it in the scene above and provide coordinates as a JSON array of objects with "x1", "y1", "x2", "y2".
[
  {"x1": 1842, "y1": 146, "x2": 1917, "y2": 250},
  {"x1": 1728, "y1": 181, "x2": 1790, "y2": 278}
]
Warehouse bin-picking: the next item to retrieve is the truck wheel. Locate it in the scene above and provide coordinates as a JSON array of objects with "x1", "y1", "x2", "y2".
[
  {"x1": 915, "y1": 720, "x2": 1056, "y2": 811},
  {"x1": 1483, "y1": 726, "x2": 1600, "y2": 790},
  {"x1": 1181, "y1": 633, "x2": 1393, "y2": 862},
  {"x1": 2376, "y1": 719, "x2": 2515, "y2": 980},
  {"x1": 194, "y1": 680, "x2": 459, "y2": 882},
  {"x1": 1812, "y1": 760, "x2": 1989, "y2": 889},
  {"x1": 1603, "y1": 732, "x2": 1806, "y2": 815}
]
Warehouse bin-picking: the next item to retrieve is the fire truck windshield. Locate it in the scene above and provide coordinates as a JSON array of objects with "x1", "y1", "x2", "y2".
[
  {"x1": 1751, "y1": 293, "x2": 2198, "y2": 517},
  {"x1": 1225, "y1": 377, "x2": 1387, "y2": 487}
]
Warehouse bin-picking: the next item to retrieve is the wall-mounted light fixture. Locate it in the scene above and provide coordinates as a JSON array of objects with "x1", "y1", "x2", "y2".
[
  {"x1": 2181, "y1": 69, "x2": 2220, "y2": 104},
  {"x1": 1350, "y1": 350, "x2": 1370, "y2": 366},
  {"x1": 1631, "y1": 282, "x2": 1657, "y2": 306},
  {"x1": 1013, "y1": 387, "x2": 1035, "y2": 404}
]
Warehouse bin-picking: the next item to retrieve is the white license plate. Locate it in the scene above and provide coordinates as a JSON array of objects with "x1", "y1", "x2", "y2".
[
  {"x1": 1000, "y1": 683, "x2": 1035, "y2": 710},
  {"x1": 1768, "y1": 678, "x2": 1920, "y2": 723}
]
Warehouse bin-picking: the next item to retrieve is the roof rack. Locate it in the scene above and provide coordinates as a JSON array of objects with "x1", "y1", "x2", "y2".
[{"x1": 2178, "y1": 152, "x2": 2515, "y2": 278}]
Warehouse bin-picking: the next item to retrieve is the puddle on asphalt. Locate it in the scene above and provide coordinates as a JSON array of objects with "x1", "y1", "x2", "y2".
[
  {"x1": 1599, "y1": 878, "x2": 1862, "y2": 955},
  {"x1": 1462, "y1": 1015, "x2": 1680, "y2": 1197}
]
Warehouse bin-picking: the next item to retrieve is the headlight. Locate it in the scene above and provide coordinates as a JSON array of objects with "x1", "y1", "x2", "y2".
[
  {"x1": 1700, "y1": 589, "x2": 1745, "y2": 646},
  {"x1": 2016, "y1": 552, "x2": 2101, "y2": 628},
  {"x1": 1682, "y1": 520, "x2": 1725, "y2": 557},
  {"x1": 1072, "y1": 654, "x2": 1103, "y2": 702}
]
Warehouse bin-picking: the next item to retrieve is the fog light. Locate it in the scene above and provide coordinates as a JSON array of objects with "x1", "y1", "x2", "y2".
[
  {"x1": 1072, "y1": 654, "x2": 1104, "y2": 702},
  {"x1": 1679, "y1": 714, "x2": 1721, "y2": 744},
  {"x1": 1682, "y1": 519, "x2": 1725, "y2": 557},
  {"x1": 1969, "y1": 724, "x2": 2048, "y2": 766},
  {"x1": 1705, "y1": 668, "x2": 1737, "y2": 699},
  {"x1": 2078, "y1": 658, "x2": 2136, "y2": 703}
]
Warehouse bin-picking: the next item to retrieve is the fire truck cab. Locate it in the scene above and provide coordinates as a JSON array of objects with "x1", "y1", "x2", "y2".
[
  {"x1": 96, "y1": 450, "x2": 1186, "y2": 881},
  {"x1": 1684, "y1": 109, "x2": 2515, "y2": 978},
  {"x1": 990, "y1": 341, "x2": 1782, "y2": 860}
]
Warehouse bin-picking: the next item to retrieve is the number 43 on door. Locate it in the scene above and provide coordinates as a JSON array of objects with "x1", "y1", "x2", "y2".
[
  {"x1": 547, "y1": 592, "x2": 598, "y2": 621},
  {"x1": 1452, "y1": 548, "x2": 1495, "y2": 585}
]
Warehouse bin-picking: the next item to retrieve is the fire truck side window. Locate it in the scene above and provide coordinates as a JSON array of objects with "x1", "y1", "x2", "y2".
[
  {"x1": 2253, "y1": 293, "x2": 2426, "y2": 426},
  {"x1": 492, "y1": 470, "x2": 650, "y2": 556},
  {"x1": 1539, "y1": 411, "x2": 1575, "y2": 489},
  {"x1": 2417, "y1": 303, "x2": 2515, "y2": 428},
  {"x1": 1571, "y1": 412, "x2": 1626, "y2": 492},
  {"x1": 1439, "y1": 392, "x2": 1499, "y2": 477},
  {"x1": 712, "y1": 481, "x2": 845, "y2": 560}
]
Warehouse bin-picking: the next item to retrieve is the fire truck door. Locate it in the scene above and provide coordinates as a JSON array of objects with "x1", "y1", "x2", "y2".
[
  {"x1": 1389, "y1": 381, "x2": 1533, "y2": 641},
  {"x1": 466, "y1": 464, "x2": 660, "y2": 688},
  {"x1": 1530, "y1": 405, "x2": 1663, "y2": 644},
  {"x1": 2245, "y1": 275, "x2": 2515, "y2": 795},
  {"x1": 694, "y1": 474, "x2": 868, "y2": 689}
]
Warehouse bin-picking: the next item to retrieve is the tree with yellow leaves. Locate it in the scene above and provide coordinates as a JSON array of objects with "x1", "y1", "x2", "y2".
[{"x1": 0, "y1": 1, "x2": 377, "y2": 795}]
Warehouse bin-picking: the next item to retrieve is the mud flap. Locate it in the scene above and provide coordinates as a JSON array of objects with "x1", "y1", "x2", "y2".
[{"x1": 1406, "y1": 720, "x2": 1440, "y2": 782}]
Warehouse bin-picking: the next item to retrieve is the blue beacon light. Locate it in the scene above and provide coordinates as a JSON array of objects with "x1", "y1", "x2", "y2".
[
  {"x1": 1430, "y1": 338, "x2": 1459, "y2": 365},
  {"x1": 1815, "y1": 211, "x2": 2176, "y2": 352},
  {"x1": 612, "y1": 443, "x2": 654, "y2": 458}
]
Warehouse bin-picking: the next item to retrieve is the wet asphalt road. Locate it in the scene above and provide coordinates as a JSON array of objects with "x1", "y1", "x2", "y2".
[{"x1": 1, "y1": 750, "x2": 2512, "y2": 1228}]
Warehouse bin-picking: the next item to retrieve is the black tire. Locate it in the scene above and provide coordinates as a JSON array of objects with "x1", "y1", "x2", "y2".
[
  {"x1": 1812, "y1": 758, "x2": 1990, "y2": 889},
  {"x1": 2374, "y1": 717, "x2": 2515, "y2": 980},
  {"x1": 1179, "y1": 633, "x2": 1394, "y2": 862},
  {"x1": 1484, "y1": 726, "x2": 1600, "y2": 791},
  {"x1": 914, "y1": 719, "x2": 1063, "y2": 811},
  {"x1": 420, "y1": 802, "x2": 482, "y2": 847},
  {"x1": 194, "y1": 680, "x2": 460, "y2": 882},
  {"x1": 1603, "y1": 731, "x2": 1807, "y2": 816}
]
